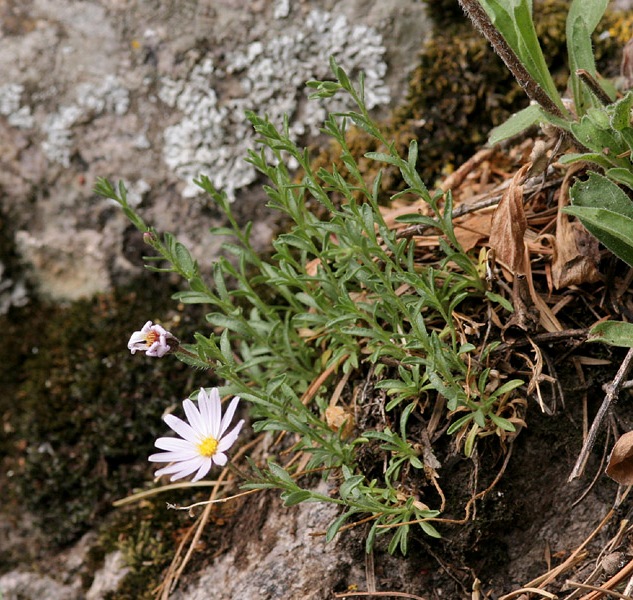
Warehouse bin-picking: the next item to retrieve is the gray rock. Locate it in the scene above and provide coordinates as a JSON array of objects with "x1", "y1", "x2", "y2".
[
  {"x1": 170, "y1": 483, "x2": 353, "y2": 600},
  {"x1": 0, "y1": 571, "x2": 81, "y2": 600},
  {"x1": 0, "y1": 0, "x2": 430, "y2": 305},
  {"x1": 0, "y1": 532, "x2": 96, "y2": 600},
  {"x1": 86, "y1": 551, "x2": 129, "y2": 600}
]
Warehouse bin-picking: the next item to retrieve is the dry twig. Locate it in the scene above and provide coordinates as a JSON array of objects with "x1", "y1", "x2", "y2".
[
  {"x1": 569, "y1": 348, "x2": 633, "y2": 481},
  {"x1": 156, "y1": 434, "x2": 263, "y2": 598},
  {"x1": 334, "y1": 592, "x2": 428, "y2": 600}
]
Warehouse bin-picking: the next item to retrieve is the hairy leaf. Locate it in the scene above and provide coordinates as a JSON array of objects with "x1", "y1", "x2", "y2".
[
  {"x1": 589, "y1": 321, "x2": 633, "y2": 347},
  {"x1": 566, "y1": 0, "x2": 609, "y2": 115}
]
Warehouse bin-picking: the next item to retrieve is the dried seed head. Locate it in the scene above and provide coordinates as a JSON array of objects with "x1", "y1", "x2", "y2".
[
  {"x1": 600, "y1": 551, "x2": 625, "y2": 576},
  {"x1": 325, "y1": 405, "x2": 354, "y2": 439}
]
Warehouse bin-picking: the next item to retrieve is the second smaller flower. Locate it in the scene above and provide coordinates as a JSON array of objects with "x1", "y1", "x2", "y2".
[{"x1": 128, "y1": 320, "x2": 178, "y2": 358}]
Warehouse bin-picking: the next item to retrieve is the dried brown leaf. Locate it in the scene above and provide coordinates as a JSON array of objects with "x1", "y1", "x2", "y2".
[
  {"x1": 606, "y1": 431, "x2": 633, "y2": 485},
  {"x1": 552, "y1": 216, "x2": 600, "y2": 288},
  {"x1": 453, "y1": 211, "x2": 493, "y2": 252},
  {"x1": 489, "y1": 163, "x2": 531, "y2": 276},
  {"x1": 325, "y1": 405, "x2": 354, "y2": 439},
  {"x1": 552, "y1": 170, "x2": 600, "y2": 288}
]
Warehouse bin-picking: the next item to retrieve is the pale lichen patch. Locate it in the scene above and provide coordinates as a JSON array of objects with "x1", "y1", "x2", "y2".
[{"x1": 159, "y1": 8, "x2": 390, "y2": 200}]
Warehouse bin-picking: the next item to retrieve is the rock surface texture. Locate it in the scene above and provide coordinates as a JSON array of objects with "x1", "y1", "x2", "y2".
[{"x1": 0, "y1": 0, "x2": 430, "y2": 305}]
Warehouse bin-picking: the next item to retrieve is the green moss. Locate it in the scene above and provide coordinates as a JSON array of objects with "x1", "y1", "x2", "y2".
[
  {"x1": 0, "y1": 277, "x2": 213, "y2": 548},
  {"x1": 388, "y1": 0, "x2": 576, "y2": 183},
  {"x1": 595, "y1": 10, "x2": 633, "y2": 79},
  {"x1": 90, "y1": 484, "x2": 230, "y2": 600},
  {"x1": 96, "y1": 497, "x2": 187, "y2": 600}
]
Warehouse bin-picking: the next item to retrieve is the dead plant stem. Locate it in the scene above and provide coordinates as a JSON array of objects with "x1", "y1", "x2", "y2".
[
  {"x1": 576, "y1": 557, "x2": 633, "y2": 600},
  {"x1": 334, "y1": 592, "x2": 428, "y2": 600},
  {"x1": 376, "y1": 444, "x2": 513, "y2": 530},
  {"x1": 499, "y1": 590, "x2": 557, "y2": 600},
  {"x1": 569, "y1": 347, "x2": 633, "y2": 481},
  {"x1": 566, "y1": 581, "x2": 631, "y2": 600},
  {"x1": 522, "y1": 508, "x2": 614, "y2": 590},
  {"x1": 492, "y1": 329, "x2": 587, "y2": 355},
  {"x1": 158, "y1": 434, "x2": 263, "y2": 598},
  {"x1": 397, "y1": 177, "x2": 561, "y2": 239}
]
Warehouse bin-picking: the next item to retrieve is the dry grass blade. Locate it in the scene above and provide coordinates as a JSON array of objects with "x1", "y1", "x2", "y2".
[
  {"x1": 365, "y1": 549, "x2": 376, "y2": 593},
  {"x1": 499, "y1": 589, "x2": 558, "y2": 600},
  {"x1": 505, "y1": 508, "x2": 615, "y2": 598},
  {"x1": 568, "y1": 580, "x2": 633, "y2": 599},
  {"x1": 439, "y1": 146, "x2": 497, "y2": 193},
  {"x1": 156, "y1": 435, "x2": 263, "y2": 598},
  {"x1": 334, "y1": 592, "x2": 429, "y2": 600},
  {"x1": 522, "y1": 244, "x2": 563, "y2": 333},
  {"x1": 575, "y1": 557, "x2": 633, "y2": 599},
  {"x1": 112, "y1": 480, "x2": 233, "y2": 507}
]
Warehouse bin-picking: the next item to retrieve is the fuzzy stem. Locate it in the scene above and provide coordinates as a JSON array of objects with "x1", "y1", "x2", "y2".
[
  {"x1": 457, "y1": 0, "x2": 565, "y2": 119},
  {"x1": 576, "y1": 69, "x2": 612, "y2": 106}
]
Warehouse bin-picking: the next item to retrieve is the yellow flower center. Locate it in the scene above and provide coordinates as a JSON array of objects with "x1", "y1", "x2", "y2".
[
  {"x1": 145, "y1": 330, "x2": 159, "y2": 346},
  {"x1": 197, "y1": 436, "x2": 219, "y2": 457}
]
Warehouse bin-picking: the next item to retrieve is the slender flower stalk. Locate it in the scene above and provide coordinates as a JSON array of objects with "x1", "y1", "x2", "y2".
[
  {"x1": 149, "y1": 388, "x2": 245, "y2": 482},
  {"x1": 128, "y1": 321, "x2": 179, "y2": 357}
]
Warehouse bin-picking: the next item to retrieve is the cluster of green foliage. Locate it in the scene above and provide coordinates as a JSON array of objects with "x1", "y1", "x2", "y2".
[
  {"x1": 461, "y1": 0, "x2": 633, "y2": 346},
  {"x1": 94, "y1": 0, "x2": 633, "y2": 558},
  {"x1": 4, "y1": 0, "x2": 633, "y2": 591},
  {"x1": 96, "y1": 56, "x2": 524, "y2": 554}
]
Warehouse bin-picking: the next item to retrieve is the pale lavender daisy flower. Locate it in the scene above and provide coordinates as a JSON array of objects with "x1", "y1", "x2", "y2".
[
  {"x1": 149, "y1": 388, "x2": 245, "y2": 482},
  {"x1": 128, "y1": 321, "x2": 178, "y2": 357}
]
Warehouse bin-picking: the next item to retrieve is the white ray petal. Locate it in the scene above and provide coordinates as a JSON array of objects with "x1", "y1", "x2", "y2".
[{"x1": 164, "y1": 414, "x2": 198, "y2": 444}]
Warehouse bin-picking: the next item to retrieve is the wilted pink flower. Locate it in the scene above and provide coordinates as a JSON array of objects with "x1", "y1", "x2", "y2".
[
  {"x1": 149, "y1": 388, "x2": 244, "y2": 482},
  {"x1": 127, "y1": 321, "x2": 178, "y2": 357},
  {"x1": 143, "y1": 232, "x2": 157, "y2": 245}
]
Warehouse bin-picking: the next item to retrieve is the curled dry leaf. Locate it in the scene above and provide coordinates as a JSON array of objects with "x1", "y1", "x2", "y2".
[
  {"x1": 606, "y1": 431, "x2": 633, "y2": 485},
  {"x1": 552, "y1": 166, "x2": 600, "y2": 289},
  {"x1": 325, "y1": 405, "x2": 355, "y2": 439},
  {"x1": 552, "y1": 213, "x2": 601, "y2": 288},
  {"x1": 489, "y1": 162, "x2": 530, "y2": 277}
]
